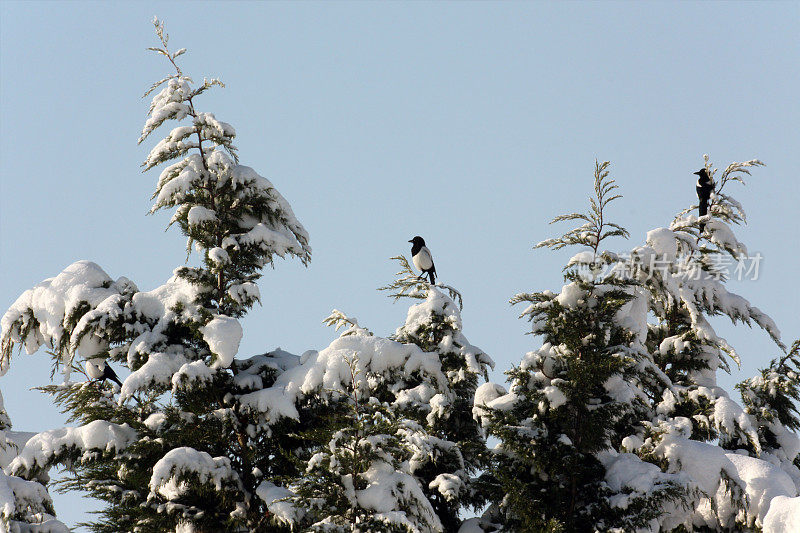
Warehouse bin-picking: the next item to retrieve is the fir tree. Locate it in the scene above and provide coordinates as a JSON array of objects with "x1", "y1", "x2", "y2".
[
  {"x1": 381, "y1": 257, "x2": 494, "y2": 531},
  {"x1": 476, "y1": 162, "x2": 690, "y2": 532},
  {"x1": 0, "y1": 391, "x2": 68, "y2": 533},
  {"x1": 1, "y1": 19, "x2": 310, "y2": 532},
  {"x1": 625, "y1": 157, "x2": 788, "y2": 530},
  {"x1": 291, "y1": 339, "x2": 443, "y2": 532},
  {"x1": 248, "y1": 310, "x2": 456, "y2": 532},
  {"x1": 737, "y1": 339, "x2": 800, "y2": 486},
  {"x1": 1, "y1": 16, "x2": 798, "y2": 532}
]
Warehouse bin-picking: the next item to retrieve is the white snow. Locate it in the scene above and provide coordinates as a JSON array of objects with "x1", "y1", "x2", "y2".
[
  {"x1": 763, "y1": 495, "x2": 800, "y2": 533},
  {"x1": 0, "y1": 261, "x2": 133, "y2": 376},
  {"x1": 725, "y1": 452, "x2": 797, "y2": 527},
  {"x1": 398, "y1": 289, "x2": 494, "y2": 376},
  {"x1": 0, "y1": 470, "x2": 68, "y2": 533},
  {"x1": 603, "y1": 374, "x2": 640, "y2": 405},
  {"x1": 255, "y1": 481, "x2": 301, "y2": 526},
  {"x1": 232, "y1": 349, "x2": 300, "y2": 392},
  {"x1": 646, "y1": 227, "x2": 679, "y2": 261},
  {"x1": 648, "y1": 431, "x2": 758, "y2": 529},
  {"x1": 200, "y1": 315, "x2": 242, "y2": 368},
  {"x1": 139, "y1": 78, "x2": 192, "y2": 143},
  {"x1": 145, "y1": 133, "x2": 199, "y2": 169},
  {"x1": 240, "y1": 331, "x2": 448, "y2": 424},
  {"x1": 75, "y1": 334, "x2": 109, "y2": 359},
  {"x1": 10, "y1": 421, "x2": 137, "y2": 475},
  {"x1": 0, "y1": 391, "x2": 68, "y2": 532},
  {"x1": 355, "y1": 461, "x2": 443, "y2": 532},
  {"x1": 555, "y1": 282, "x2": 586, "y2": 308},
  {"x1": 705, "y1": 218, "x2": 748, "y2": 258},
  {"x1": 129, "y1": 273, "x2": 201, "y2": 321},
  {"x1": 429, "y1": 473, "x2": 464, "y2": 501},
  {"x1": 566, "y1": 250, "x2": 596, "y2": 267},
  {"x1": 120, "y1": 351, "x2": 188, "y2": 401},
  {"x1": 542, "y1": 384, "x2": 567, "y2": 409},
  {"x1": 207, "y1": 247, "x2": 229, "y2": 265},
  {"x1": 171, "y1": 360, "x2": 215, "y2": 390},
  {"x1": 227, "y1": 282, "x2": 260, "y2": 305},
  {"x1": 714, "y1": 395, "x2": 760, "y2": 450},
  {"x1": 238, "y1": 223, "x2": 301, "y2": 258},
  {"x1": 613, "y1": 286, "x2": 649, "y2": 344},
  {"x1": 473, "y1": 382, "x2": 507, "y2": 417},
  {"x1": 186, "y1": 205, "x2": 217, "y2": 226},
  {"x1": 602, "y1": 450, "x2": 679, "y2": 503},
  {"x1": 153, "y1": 161, "x2": 312, "y2": 266},
  {"x1": 193, "y1": 112, "x2": 235, "y2": 140},
  {"x1": 458, "y1": 517, "x2": 486, "y2": 533},
  {"x1": 149, "y1": 447, "x2": 240, "y2": 500},
  {"x1": 143, "y1": 413, "x2": 168, "y2": 432}
]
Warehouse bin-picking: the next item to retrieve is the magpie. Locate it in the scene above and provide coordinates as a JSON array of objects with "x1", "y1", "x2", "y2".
[
  {"x1": 409, "y1": 236, "x2": 436, "y2": 285},
  {"x1": 85, "y1": 358, "x2": 123, "y2": 388},
  {"x1": 694, "y1": 168, "x2": 714, "y2": 233}
]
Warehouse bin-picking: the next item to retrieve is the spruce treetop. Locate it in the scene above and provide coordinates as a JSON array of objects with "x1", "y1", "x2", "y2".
[
  {"x1": 535, "y1": 160, "x2": 629, "y2": 255},
  {"x1": 141, "y1": 17, "x2": 311, "y2": 319},
  {"x1": 672, "y1": 155, "x2": 765, "y2": 244}
]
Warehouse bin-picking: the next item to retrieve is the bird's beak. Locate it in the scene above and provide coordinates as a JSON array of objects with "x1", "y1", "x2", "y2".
[
  {"x1": 693, "y1": 170, "x2": 703, "y2": 176},
  {"x1": 408, "y1": 239, "x2": 413, "y2": 243}
]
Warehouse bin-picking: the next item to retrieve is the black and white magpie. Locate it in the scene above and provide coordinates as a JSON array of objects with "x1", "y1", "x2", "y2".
[
  {"x1": 694, "y1": 168, "x2": 714, "y2": 233},
  {"x1": 85, "y1": 358, "x2": 123, "y2": 388},
  {"x1": 409, "y1": 236, "x2": 436, "y2": 285}
]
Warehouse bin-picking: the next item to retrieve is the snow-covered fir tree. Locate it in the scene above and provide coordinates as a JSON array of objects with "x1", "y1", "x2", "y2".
[
  {"x1": 0, "y1": 391, "x2": 68, "y2": 533},
  {"x1": 382, "y1": 258, "x2": 495, "y2": 530},
  {"x1": 284, "y1": 316, "x2": 445, "y2": 532},
  {"x1": 736, "y1": 339, "x2": 800, "y2": 531},
  {"x1": 245, "y1": 263, "x2": 494, "y2": 532},
  {"x1": 243, "y1": 310, "x2": 456, "y2": 532},
  {"x1": 737, "y1": 339, "x2": 800, "y2": 480},
  {"x1": 2, "y1": 15, "x2": 800, "y2": 533},
  {"x1": 1, "y1": 19, "x2": 310, "y2": 532},
  {"x1": 474, "y1": 162, "x2": 691, "y2": 532},
  {"x1": 622, "y1": 157, "x2": 798, "y2": 531}
]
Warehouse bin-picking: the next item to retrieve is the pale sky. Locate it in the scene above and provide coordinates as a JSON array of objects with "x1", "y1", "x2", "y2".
[{"x1": 1, "y1": 1, "x2": 798, "y2": 528}]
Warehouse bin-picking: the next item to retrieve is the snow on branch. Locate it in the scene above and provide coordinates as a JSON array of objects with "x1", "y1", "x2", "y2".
[
  {"x1": 0, "y1": 261, "x2": 137, "y2": 379},
  {"x1": 239, "y1": 333, "x2": 449, "y2": 425},
  {"x1": 672, "y1": 155, "x2": 765, "y2": 235},
  {"x1": 379, "y1": 255, "x2": 463, "y2": 309},
  {"x1": 323, "y1": 309, "x2": 372, "y2": 336},
  {"x1": 0, "y1": 470, "x2": 68, "y2": 533},
  {"x1": 148, "y1": 447, "x2": 241, "y2": 501},
  {"x1": 9, "y1": 421, "x2": 137, "y2": 478}
]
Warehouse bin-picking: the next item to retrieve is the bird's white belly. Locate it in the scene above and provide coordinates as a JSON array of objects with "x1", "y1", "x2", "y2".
[
  {"x1": 413, "y1": 248, "x2": 433, "y2": 271},
  {"x1": 85, "y1": 362, "x2": 104, "y2": 379}
]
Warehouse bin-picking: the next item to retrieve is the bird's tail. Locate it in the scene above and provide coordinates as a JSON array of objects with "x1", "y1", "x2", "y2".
[
  {"x1": 111, "y1": 375, "x2": 123, "y2": 388},
  {"x1": 429, "y1": 269, "x2": 436, "y2": 285},
  {"x1": 699, "y1": 200, "x2": 708, "y2": 234}
]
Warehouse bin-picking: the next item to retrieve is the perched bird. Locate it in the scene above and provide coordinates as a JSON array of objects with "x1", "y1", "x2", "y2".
[
  {"x1": 694, "y1": 168, "x2": 714, "y2": 233},
  {"x1": 409, "y1": 236, "x2": 436, "y2": 285},
  {"x1": 85, "y1": 358, "x2": 123, "y2": 388}
]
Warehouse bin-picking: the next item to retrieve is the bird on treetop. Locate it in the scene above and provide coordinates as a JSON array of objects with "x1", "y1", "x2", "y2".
[
  {"x1": 85, "y1": 358, "x2": 123, "y2": 389},
  {"x1": 409, "y1": 236, "x2": 437, "y2": 285},
  {"x1": 694, "y1": 167, "x2": 714, "y2": 234}
]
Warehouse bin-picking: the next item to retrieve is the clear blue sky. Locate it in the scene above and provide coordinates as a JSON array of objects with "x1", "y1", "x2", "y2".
[{"x1": 1, "y1": 1, "x2": 798, "y2": 528}]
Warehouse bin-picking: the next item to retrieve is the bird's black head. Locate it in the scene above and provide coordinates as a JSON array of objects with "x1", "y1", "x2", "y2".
[
  {"x1": 408, "y1": 236, "x2": 425, "y2": 246},
  {"x1": 693, "y1": 168, "x2": 709, "y2": 179}
]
